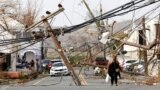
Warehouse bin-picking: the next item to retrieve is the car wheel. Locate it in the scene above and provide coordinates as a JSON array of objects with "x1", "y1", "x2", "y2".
[{"x1": 51, "y1": 75, "x2": 54, "y2": 77}]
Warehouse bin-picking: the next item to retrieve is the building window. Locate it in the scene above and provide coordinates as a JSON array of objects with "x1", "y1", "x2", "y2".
[{"x1": 138, "y1": 30, "x2": 144, "y2": 45}]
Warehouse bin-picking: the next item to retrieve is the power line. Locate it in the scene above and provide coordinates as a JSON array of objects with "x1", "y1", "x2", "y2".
[
  {"x1": 0, "y1": 0, "x2": 159, "y2": 58},
  {"x1": 61, "y1": 0, "x2": 160, "y2": 34},
  {"x1": 0, "y1": 38, "x2": 45, "y2": 58},
  {"x1": 63, "y1": 12, "x2": 73, "y2": 25},
  {"x1": 113, "y1": 3, "x2": 160, "y2": 36},
  {"x1": 0, "y1": 37, "x2": 34, "y2": 46},
  {"x1": 0, "y1": 42, "x2": 30, "y2": 52}
]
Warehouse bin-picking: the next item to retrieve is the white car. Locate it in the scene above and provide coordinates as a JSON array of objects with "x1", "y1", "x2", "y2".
[
  {"x1": 50, "y1": 62, "x2": 69, "y2": 76},
  {"x1": 122, "y1": 60, "x2": 138, "y2": 71}
]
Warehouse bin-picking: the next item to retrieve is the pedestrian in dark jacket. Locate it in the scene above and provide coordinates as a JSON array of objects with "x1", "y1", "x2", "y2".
[
  {"x1": 36, "y1": 59, "x2": 40, "y2": 72},
  {"x1": 108, "y1": 55, "x2": 122, "y2": 86},
  {"x1": 30, "y1": 59, "x2": 35, "y2": 71}
]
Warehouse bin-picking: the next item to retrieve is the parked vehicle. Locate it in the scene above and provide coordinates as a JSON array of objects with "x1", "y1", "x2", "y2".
[
  {"x1": 122, "y1": 60, "x2": 137, "y2": 71},
  {"x1": 42, "y1": 59, "x2": 51, "y2": 69},
  {"x1": 50, "y1": 62, "x2": 69, "y2": 76},
  {"x1": 153, "y1": 59, "x2": 160, "y2": 64},
  {"x1": 127, "y1": 60, "x2": 144, "y2": 73},
  {"x1": 95, "y1": 57, "x2": 109, "y2": 67},
  {"x1": 16, "y1": 63, "x2": 24, "y2": 69},
  {"x1": 47, "y1": 59, "x2": 62, "y2": 70},
  {"x1": 93, "y1": 57, "x2": 108, "y2": 75},
  {"x1": 41, "y1": 59, "x2": 51, "y2": 73}
]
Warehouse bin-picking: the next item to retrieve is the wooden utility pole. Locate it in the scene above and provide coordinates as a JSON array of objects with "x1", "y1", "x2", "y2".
[
  {"x1": 141, "y1": 17, "x2": 148, "y2": 75},
  {"x1": 87, "y1": 43, "x2": 92, "y2": 64},
  {"x1": 83, "y1": 0, "x2": 107, "y2": 58},
  {"x1": 82, "y1": 0, "x2": 101, "y2": 27},
  {"x1": 41, "y1": 40, "x2": 44, "y2": 59},
  {"x1": 155, "y1": 15, "x2": 160, "y2": 76},
  {"x1": 42, "y1": 8, "x2": 82, "y2": 85}
]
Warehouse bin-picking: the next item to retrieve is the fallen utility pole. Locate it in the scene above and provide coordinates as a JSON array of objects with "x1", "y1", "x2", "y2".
[
  {"x1": 83, "y1": 0, "x2": 107, "y2": 60},
  {"x1": 42, "y1": 7, "x2": 82, "y2": 86},
  {"x1": 111, "y1": 37, "x2": 156, "y2": 50}
]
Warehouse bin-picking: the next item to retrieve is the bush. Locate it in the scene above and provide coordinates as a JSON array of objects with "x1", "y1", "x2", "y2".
[{"x1": 69, "y1": 55, "x2": 85, "y2": 65}]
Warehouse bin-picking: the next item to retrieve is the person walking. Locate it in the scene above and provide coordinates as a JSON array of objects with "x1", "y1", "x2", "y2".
[
  {"x1": 108, "y1": 55, "x2": 122, "y2": 86},
  {"x1": 30, "y1": 59, "x2": 35, "y2": 71},
  {"x1": 36, "y1": 59, "x2": 40, "y2": 72}
]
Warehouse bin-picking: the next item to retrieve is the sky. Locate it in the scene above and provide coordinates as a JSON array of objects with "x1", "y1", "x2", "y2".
[{"x1": 20, "y1": 0, "x2": 160, "y2": 27}]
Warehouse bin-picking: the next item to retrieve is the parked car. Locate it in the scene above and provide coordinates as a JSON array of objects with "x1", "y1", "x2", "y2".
[
  {"x1": 95, "y1": 57, "x2": 109, "y2": 67},
  {"x1": 50, "y1": 62, "x2": 69, "y2": 76},
  {"x1": 122, "y1": 60, "x2": 138, "y2": 71},
  {"x1": 153, "y1": 59, "x2": 160, "y2": 64},
  {"x1": 16, "y1": 63, "x2": 23, "y2": 69},
  {"x1": 42, "y1": 59, "x2": 51, "y2": 69},
  {"x1": 41, "y1": 59, "x2": 51, "y2": 73},
  {"x1": 127, "y1": 60, "x2": 144, "y2": 72},
  {"x1": 47, "y1": 59, "x2": 62, "y2": 70}
]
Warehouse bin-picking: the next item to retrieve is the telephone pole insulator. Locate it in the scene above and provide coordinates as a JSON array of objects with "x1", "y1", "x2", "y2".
[
  {"x1": 46, "y1": 11, "x2": 51, "y2": 14},
  {"x1": 58, "y1": 4, "x2": 63, "y2": 8}
]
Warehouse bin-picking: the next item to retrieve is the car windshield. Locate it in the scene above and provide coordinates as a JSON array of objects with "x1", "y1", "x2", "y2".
[
  {"x1": 51, "y1": 59, "x2": 62, "y2": 64},
  {"x1": 53, "y1": 62, "x2": 64, "y2": 67},
  {"x1": 42, "y1": 60, "x2": 50, "y2": 64},
  {"x1": 126, "y1": 60, "x2": 136, "y2": 63}
]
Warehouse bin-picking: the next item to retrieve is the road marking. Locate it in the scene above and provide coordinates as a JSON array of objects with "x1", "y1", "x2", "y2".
[{"x1": 32, "y1": 78, "x2": 46, "y2": 85}]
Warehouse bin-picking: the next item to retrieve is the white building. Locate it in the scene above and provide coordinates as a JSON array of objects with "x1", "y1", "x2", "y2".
[
  {"x1": 123, "y1": 18, "x2": 158, "y2": 59},
  {"x1": 0, "y1": 15, "x2": 43, "y2": 71},
  {"x1": 0, "y1": 15, "x2": 24, "y2": 71},
  {"x1": 18, "y1": 27, "x2": 43, "y2": 63}
]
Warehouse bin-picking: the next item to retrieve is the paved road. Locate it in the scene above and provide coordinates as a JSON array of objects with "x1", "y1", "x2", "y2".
[{"x1": 0, "y1": 75, "x2": 160, "y2": 90}]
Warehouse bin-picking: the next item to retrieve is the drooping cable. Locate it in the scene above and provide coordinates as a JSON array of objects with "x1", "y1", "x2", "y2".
[{"x1": 62, "y1": 0, "x2": 160, "y2": 34}]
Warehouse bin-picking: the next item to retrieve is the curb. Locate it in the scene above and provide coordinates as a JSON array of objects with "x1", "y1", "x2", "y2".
[
  {"x1": 118, "y1": 79, "x2": 136, "y2": 84},
  {"x1": 119, "y1": 79, "x2": 160, "y2": 86}
]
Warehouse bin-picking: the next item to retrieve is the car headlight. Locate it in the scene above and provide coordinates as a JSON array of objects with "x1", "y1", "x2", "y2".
[
  {"x1": 63, "y1": 68, "x2": 67, "y2": 71},
  {"x1": 51, "y1": 68, "x2": 55, "y2": 71}
]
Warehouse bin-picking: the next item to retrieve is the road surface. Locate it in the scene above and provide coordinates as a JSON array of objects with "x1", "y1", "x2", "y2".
[{"x1": 0, "y1": 75, "x2": 160, "y2": 90}]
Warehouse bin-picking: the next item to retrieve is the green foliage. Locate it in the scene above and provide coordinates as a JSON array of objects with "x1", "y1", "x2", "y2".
[
  {"x1": 69, "y1": 55, "x2": 85, "y2": 64},
  {"x1": 113, "y1": 33, "x2": 128, "y2": 39}
]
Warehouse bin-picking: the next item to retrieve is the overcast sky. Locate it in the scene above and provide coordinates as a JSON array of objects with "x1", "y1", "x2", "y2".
[{"x1": 20, "y1": 0, "x2": 160, "y2": 26}]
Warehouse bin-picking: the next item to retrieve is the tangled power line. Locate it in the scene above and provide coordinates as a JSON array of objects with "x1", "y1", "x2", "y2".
[{"x1": 0, "y1": 0, "x2": 160, "y2": 59}]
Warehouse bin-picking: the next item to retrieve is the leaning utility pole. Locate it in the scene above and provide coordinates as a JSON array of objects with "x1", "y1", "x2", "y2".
[
  {"x1": 86, "y1": 43, "x2": 92, "y2": 64},
  {"x1": 141, "y1": 17, "x2": 148, "y2": 75},
  {"x1": 82, "y1": 0, "x2": 101, "y2": 27},
  {"x1": 42, "y1": 6, "x2": 82, "y2": 86},
  {"x1": 83, "y1": 0, "x2": 107, "y2": 58}
]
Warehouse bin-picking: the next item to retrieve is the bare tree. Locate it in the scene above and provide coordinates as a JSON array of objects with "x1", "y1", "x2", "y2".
[
  {"x1": 0, "y1": 0, "x2": 42, "y2": 27},
  {"x1": 20, "y1": 0, "x2": 42, "y2": 26},
  {"x1": 0, "y1": 0, "x2": 42, "y2": 71}
]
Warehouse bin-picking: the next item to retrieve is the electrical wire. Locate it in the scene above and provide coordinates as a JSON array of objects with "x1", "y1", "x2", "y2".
[
  {"x1": 0, "y1": 2, "x2": 159, "y2": 56},
  {"x1": 59, "y1": 0, "x2": 64, "y2": 4},
  {"x1": 0, "y1": 37, "x2": 46, "y2": 58},
  {"x1": 0, "y1": 0, "x2": 158, "y2": 73},
  {"x1": 63, "y1": 12, "x2": 73, "y2": 25},
  {"x1": 0, "y1": 37, "x2": 34, "y2": 46},
  {"x1": 100, "y1": 6, "x2": 159, "y2": 66},
  {"x1": 0, "y1": 42, "x2": 30, "y2": 52},
  {"x1": 113, "y1": 3, "x2": 160, "y2": 36},
  {"x1": 62, "y1": 0, "x2": 160, "y2": 34}
]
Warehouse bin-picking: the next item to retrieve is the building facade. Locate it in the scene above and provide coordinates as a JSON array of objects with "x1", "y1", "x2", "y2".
[{"x1": 123, "y1": 18, "x2": 158, "y2": 59}]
